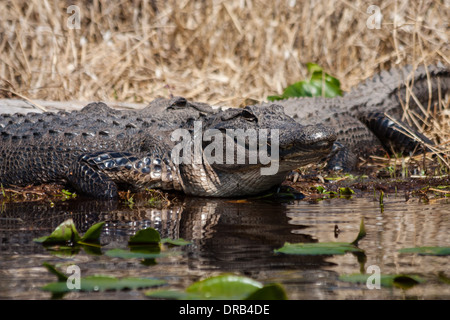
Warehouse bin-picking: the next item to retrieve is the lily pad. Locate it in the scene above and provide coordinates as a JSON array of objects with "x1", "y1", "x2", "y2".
[
  {"x1": 41, "y1": 263, "x2": 166, "y2": 294},
  {"x1": 145, "y1": 289, "x2": 192, "y2": 300},
  {"x1": 245, "y1": 283, "x2": 288, "y2": 300},
  {"x1": 104, "y1": 248, "x2": 172, "y2": 259},
  {"x1": 399, "y1": 246, "x2": 450, "y2": 256},
  {"x1": 34, "y1": 219, "x2": 81, "y2": 244},
  {"x1": 275, "y1": 218, "x2": 366, "y2": 256},
  {"x1": 146, "y1": 274, "x2": 288, "y2": 300},
  {"x1": 339, "y1": 274, "x2": 424, "y2": 289},
  {"x1": 186, "y1": 274, "x2": 263, "y2": 299},
  {"x1": 42, "y1": 275, "x2": 166, "y2": 293},
  {"x1": 161, "y1": 238, "x2": 191, "y2": 246},
  {"x1": 42, "y1": 262, "x2": 68, "y2": 282},
  {"x1": 274, "y1": 242, "x2": 363, "y2": 255},
  {"x1": 33, "y1": 219, "x2": 104, "y2": 247},
  {"x1": 80, "y1": 222, "x2": 105, "y2": 244},
  {"x1": 128, "y1": 227, "x2": 161, "y2": 245}
]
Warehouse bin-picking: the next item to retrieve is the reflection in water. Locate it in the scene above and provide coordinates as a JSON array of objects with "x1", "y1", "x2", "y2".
[
  {"x1": 0, "y1": 195, "x2": 449, "y2": 299},
  {"x1": 179, "y1": 198, "x2": 332, "y2": 273}
]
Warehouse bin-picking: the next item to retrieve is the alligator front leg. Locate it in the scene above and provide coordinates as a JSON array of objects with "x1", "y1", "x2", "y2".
[
  {"x1": 325, "y1": 142, "x2": 359, "y2": 171},
  {"x1": 67, "y1": 151, "x2": 179, "y2": 198},
  {"x1": 68, "y1": 156, "x2": 119, "y2": 198}
]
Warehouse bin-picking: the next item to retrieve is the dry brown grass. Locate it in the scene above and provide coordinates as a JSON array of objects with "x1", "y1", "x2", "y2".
[
  {"x1": 0, "y1": 0, "x2": 449, "y2": 171},
  {"x1": 0, "y1": 0, "x2": 448, "y2": 106}
]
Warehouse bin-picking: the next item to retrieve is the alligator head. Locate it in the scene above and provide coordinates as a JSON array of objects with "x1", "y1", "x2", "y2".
[{"x1": 170, "y1": 104, "x2": 336, "y2": 197}]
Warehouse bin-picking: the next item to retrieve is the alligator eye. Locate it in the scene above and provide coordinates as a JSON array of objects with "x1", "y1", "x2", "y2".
[
  {"x1": 169, "y1": 97, "x2": 187, "y2": 109},
  {"x1": 241, "y1": 110, "x2": 257, "y2": 122}
]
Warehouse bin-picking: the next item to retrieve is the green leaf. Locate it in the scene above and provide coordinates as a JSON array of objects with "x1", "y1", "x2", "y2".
[
  {"x1": 186, "y1": 274, "x2": 263, "y2": 300},
  {"x1": 274, "y1": 242, "x2": 363, "y2": 255},
  {"x1": 316, "y1": 79, "x2": 342, "y2": 97},
  {"x1": 339, "y1": 187, "x2": 355, "y2": 195},
  {"x1": 399, "y1": 246, "x2": 450, "y2": 256},
  {"x1": 282, "y1": 81, "x2": 309, "y2": 97},
  {"x1": 161, "y1": 238, "x2": 191, "y2": 246},
  {"x1": 339, "y1": 274, "x2": 424, "y2": 289},
  {"x1": 306, "y1": 62, "x2": 323, "y2": 74},
  {"x1": 267, "y1": 95, "x2": 283, "y2": 101},
  {"x1": 42, "y1": 262, "x2": 68, "y2": 282},
  {"x1": 42, "y1": 275, "x2": 166, "y2": 293},
  {"x1": 146, "y1": 289, "x2": 193, "y2": 300},
  {"x1": 128, "y1": 227, "x2": 161, "y2": 245},
  {"x1": 351, "y1": 218, "x2": 367, "y2": 246},
  {"x1": 40, "y1": 263, "x2": 167, "y2": 294},
  {"x1": 80, "y1": 221, "x2": 105, "y2": 244},
  {"x1": 81, "y1": 245, "x2": 102, "y2": 256},
  {"x1": 245, "y1": 283, "x2": 288, "y2": 300},
  {"x1": 296, "y1": 81, "x2": 322, "y2": 97},
  {"x1": 267, "y1": 63, "x2": 342, "y2": 101},
  {"x1": 392, "y1": 275, "x2": 423, "y2": 290},
  {"x1": 310, "y1": 70, "x2": 342, "y2": 91},
  {"x1": 315, "y1": 186, "x2": 326, "y2": 194},
  {"x1": 34, "y1": 220, "x2": 106, "y2": 255},
  {"x1": 146, "y1": 275, "x2": 287, "y2": 300},
  {"x1": 104, "y1": 248, "x2": 171, "y2": 259},
  {"x1": 33, "y1": 219, "x2": 81, "y2": 245}
]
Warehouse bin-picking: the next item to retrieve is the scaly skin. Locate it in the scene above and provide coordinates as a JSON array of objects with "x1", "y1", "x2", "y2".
[
  {"x1": 0, "y1": 102, "x2": 335, "y2": 198},
  {"x1": 263, "y1": 63, "x2": 450, "y2": 169},
  {"x1": 0, "y1": 64, "x2": 448, "y2": 197}
]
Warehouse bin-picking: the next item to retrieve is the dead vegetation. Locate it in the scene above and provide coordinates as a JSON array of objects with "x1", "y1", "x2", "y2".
[
  {"x1": 0, "y1": 0, "x2": 449, "y2": 189},
  {"x1": 0, "y1": 0, "x2": 447, "y2": 104}
]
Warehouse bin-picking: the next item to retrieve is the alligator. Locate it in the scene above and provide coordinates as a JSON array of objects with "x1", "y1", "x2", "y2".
[
  {"x1": 0, "y1": 101, "x2": 335, "y2": 198},
  {"x1": 0, "y1": 64, "x2": 448, "y2": 198},
  {"x1": 269, "y1": 63, "x2": 450, "y2": 170}
]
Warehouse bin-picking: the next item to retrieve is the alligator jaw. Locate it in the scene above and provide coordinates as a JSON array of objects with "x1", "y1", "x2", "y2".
[{"x1": 178, "y1": 121, "x2": 336, "y2": 198}]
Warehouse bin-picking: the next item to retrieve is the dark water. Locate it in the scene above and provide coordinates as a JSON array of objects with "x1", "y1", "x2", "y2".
[{"x1": 0, "y1": 194, "x2": 449, "y2": 300}]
